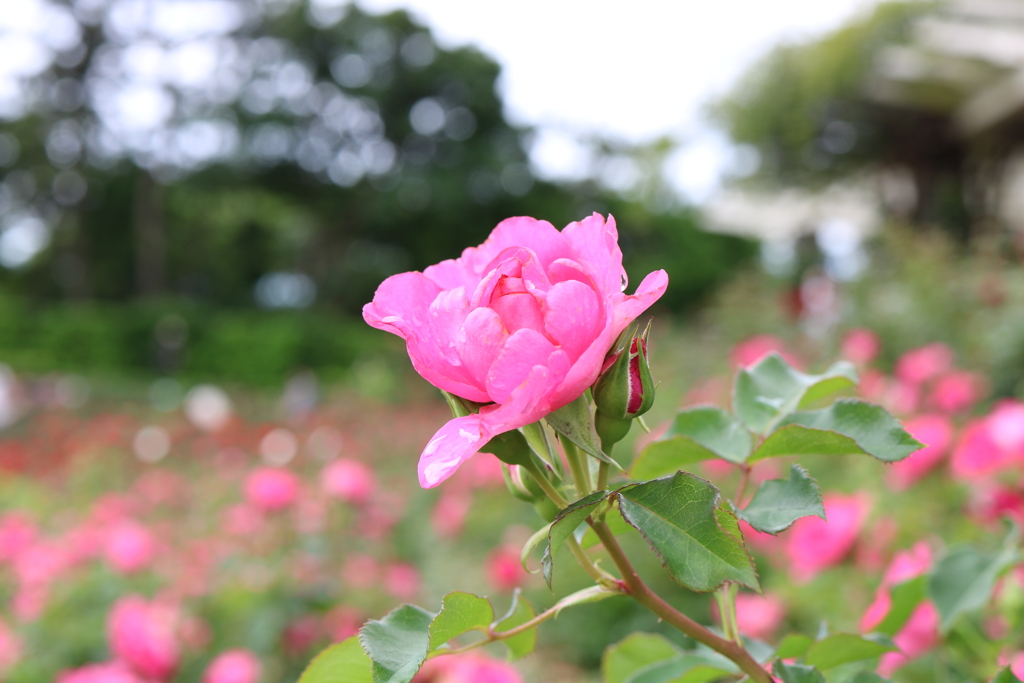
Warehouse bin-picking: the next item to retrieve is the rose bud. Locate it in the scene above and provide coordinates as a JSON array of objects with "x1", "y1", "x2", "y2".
[{"x1": 593, "y1": 323, "x2": 655, "y2": 447}]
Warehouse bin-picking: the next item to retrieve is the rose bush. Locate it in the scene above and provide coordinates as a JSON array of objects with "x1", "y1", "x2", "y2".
[{"x1": 363, "y1": 213, "x2": 667, "y2": 487}]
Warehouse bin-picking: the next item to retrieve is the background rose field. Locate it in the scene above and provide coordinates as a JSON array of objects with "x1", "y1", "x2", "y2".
[{"x1": 2, "y1": 0, "x2": 1024, "y2": 681}]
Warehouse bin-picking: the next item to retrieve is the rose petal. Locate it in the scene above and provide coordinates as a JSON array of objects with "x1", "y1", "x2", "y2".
[
  {"x1": 363, "y1": 273, "x2": 490, "y2": 402},
  {"x1": 544, "y1": 280, "x2": 603, "y2": 362},
  {"x1": 486, "y1": 328, "x2": 558, "y2": 404},
  {"x1": 418, "y1": 415, "x2": 485, "y2": 488},
  {"x1": 457, "y1": 307, "x2": 508, "y2": 387},
  {"x1": 562, "y1": 213, "x2": 624, "y2": 295},
  {"x1": 612, "y1": 269, "x2": 669, "y2": 337},
  {"x1": 465, "y1": 217, "x2": 568, "y2": 273}
]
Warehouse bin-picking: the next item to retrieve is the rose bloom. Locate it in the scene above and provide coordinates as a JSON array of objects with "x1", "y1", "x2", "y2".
[
  {"x1": 202, "y1": 649, "x2": 261, "y2": 683},
  {"x1": 364, "y1": 214, "x2": 667, "y2": 487},
  {"x1": 57, "y1": 661, "x2": 145, "y2": 683},
  {"x1": 244, "y1": 467, "x2": 300, "y2": 512},
  {"x1": 786, "y1": 493, "x2": 869, "y2": 583},
  {"x1": 886, "y1": 414, "x2": 953, "y2": 490},
  {"x1": 321, "y1": 458, "x2": 375, "y2": 505},
  {"x1": 108, "y1": 595, "x2": 179, "y2": 681},
  {"x1": 840, "y1": 328, "x2": 880, "y2": 365}
]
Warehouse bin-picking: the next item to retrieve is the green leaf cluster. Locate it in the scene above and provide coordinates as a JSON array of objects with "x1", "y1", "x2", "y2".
[{"x1": 297, "y1": 591, "x2": 537, "y2": 683}]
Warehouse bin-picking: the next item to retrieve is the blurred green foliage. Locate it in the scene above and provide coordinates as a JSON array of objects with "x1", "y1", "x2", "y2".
[{"x1": 0, "y1": 0, "x2": 753, "y2": 384}]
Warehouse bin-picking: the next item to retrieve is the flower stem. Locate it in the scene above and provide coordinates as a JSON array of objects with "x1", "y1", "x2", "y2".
[
  {"x1": 596, "y1": 460, "x2": 609, "y2": 492},
  {"x1": 520, "y1": 459, "x2": 569, "y2": 509},
  {"x1": 589, "y1": 516, "x2": 772, "y2": 683},
  {"x1": 562, "y1": 437, "x2": 593, "y2": 497}
]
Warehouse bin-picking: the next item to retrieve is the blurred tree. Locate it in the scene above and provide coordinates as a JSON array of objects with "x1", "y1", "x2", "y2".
[
  {"x1": 0, "y1": 0, "x2": 752, "y2": 384},
  {"x1": 709, "y1": 1, "x2": 1023, "y2": 241}
]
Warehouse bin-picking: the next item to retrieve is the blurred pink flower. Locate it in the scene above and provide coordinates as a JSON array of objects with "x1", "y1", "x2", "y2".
[
  {"x1": 861, "y1": 542, "x2": 932, "y2": 632},
  {"x1": 877, "y1": 602, "x2": 940, "y2": 676},
  {"x1": 431, "y1": 488, "x2": 472, "y2": 539},
  {"x1": 322, "y1": 459, "x2": 375, "y2": 505},
  {"x1": 222, "y1": 503, "x2": 265, "y2": 537},
  {"x1": 732, "y1": 593, "x2": 785, "y2": 641},
  {"x1": 487, "y1": 545, "x2": 528, "y2": 591},
  {"x1": 57, "y1": 661, "x2": 145, "y2": 683},
  {"x1": 950, "y1": 407, "x2": 1024, "y2": 480},
  {"x1": 104, "y1": 520, "x2": 157, "y2": 574},
  {"x1": 342, "y1": 554, "x2": 379, "y2": 590},
  {"x1": 244, "y1": 467, "x2": 300, "y2": 512},
  {"x1": 384, "y1": 562, "x2": 421, "y2": 601},
  {"x1": 894, "y1": 343, "x2": 953, "y2": 385},
  {"x1": 841, "y1": 328, "x2": 880, "y2": 365},
  {"x1": 108, "y1": 595, "x2": 179, "y2": 681},
  {"x1": 363, "y1": 214, "x2": 668, "y2": 488},
  {"x1": 786, "y1": 493, "x2": 869, "y2": 582},
  {"x1": 415, "y1": 653, "x2": 522, "y2": 683},
  {"x1": 731, "y1": 335, "x2": 801, "y2": 369},
  {"x1": 0, "y1": 512, "x2": 37, "y2": 564},
  {"x1": 886, "y1": 414, "x2": 953, "y2": 490},
  {"x1": 325, "y1": 605, "x2": 364, "y2": 642},
  {"x1": 988, "y1": 401, "x2": 1024, "y2": 456},
  {"x1": 928, "y1": 371, "x2": 985, "y2": 414},
  {"x1": 968, "y1": 485, "x2": 1024, "y2": 526},
  {"x1": 202, "y1": 649, "x2": 261, "y2": 683}
]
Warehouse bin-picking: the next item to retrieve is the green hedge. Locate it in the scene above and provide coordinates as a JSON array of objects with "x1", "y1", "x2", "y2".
[{"x1": 0, "y1": 295, "x2": 385, "y2": 387}]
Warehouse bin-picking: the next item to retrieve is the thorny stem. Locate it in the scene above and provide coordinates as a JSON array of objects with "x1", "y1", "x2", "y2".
[
  {"x1": 736, "y1": 465, "x2": 752, "y2": 507},
  {"x1": 562, "y1": 437, "x2": 593, "y2": 497},
  {"x1": 589, "y1": 513, "x2": 772, "y2": 683}
]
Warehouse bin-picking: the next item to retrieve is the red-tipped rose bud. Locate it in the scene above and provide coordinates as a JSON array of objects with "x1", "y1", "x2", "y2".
[{"x1": 592, "y1": 323, "x2": 656, "y2": 447}]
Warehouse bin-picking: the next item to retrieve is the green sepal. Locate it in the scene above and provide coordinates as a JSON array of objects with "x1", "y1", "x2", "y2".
[{"x1": 547, "y1": 394, "x2": 625, "y2": 470}]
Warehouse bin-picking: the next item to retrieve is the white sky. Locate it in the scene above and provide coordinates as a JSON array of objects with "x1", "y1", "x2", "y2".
[{"x1": 359, "y1": 0, "x2": 883, "y2": 199}]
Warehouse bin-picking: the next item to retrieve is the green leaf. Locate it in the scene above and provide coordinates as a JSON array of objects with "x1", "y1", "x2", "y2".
[
  {"x1": 427, "y1": 592, "x2": 494, "y2": 651},
  {"x1": 359, "y1": 605, "x2": 434, "y2": 683},
  {"x1": 872, "y1": 576, "x2": 926, "y2": 637},
  {"x1": 546, "y1": 394, "x2": 623, "y2": 469},
  {"x1": 992, "y1": 667, "x2": 1024, "y2": 683},
  {"x1": 734, "y1": 354, "x2": 858, "y2": 434},
  {"x1": 804, "y1": 633, "x2": 897, "y2": 670},
  {"x1": 928, "y1": 527, "x2": 1021, "y2": 632},
  {"x1": 521, "y1": 522, "x2": 553, "y2": 573},
  {"x1": 772, "y1": 660, "x2": 827, "y2": 683},
  {"x1": 494, "y1": 589, "x2": 537, "y2": 660},
  {"x1": 630, "y1": 407, "x2": 752, "y2": 479},
  {"x1": 542, "y1": 490, "x2": 609, "y2": 588},
  {"x1": 738, "y1": 465, "x2": 825, "y2": 534},
  {"x1": 624, "y1": 653, "x2": 739, "y2": 683},
  {"x1": 750, "y1": 400, "x2": 922, "y2": 464},
  {"x1": 617, "y1": 472, "x2": 759, "y2": 592},
  {"x1": 602, "y1": 633, "x2": 681, "y2": 683},
  {"x1": 848, "y1": 673, "x2": 894, "y2": 683},
  {"x1": 774, "y1": 634, "x2": 813, "y2": 659},
  {"x1": 298, "y1": 637, "x2": 372, "y2": 683}
]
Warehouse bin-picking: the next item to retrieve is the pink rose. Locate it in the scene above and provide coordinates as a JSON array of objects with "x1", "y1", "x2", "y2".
[
  {"x1": 487, "y1": 545, "x2": 528, "y2": 591},
  {"x1": 840, "y1": 328, "x2": 880, "y2": 365},
  {"x1": 886, "y1": 414, "x2": 953, "y2": 490},
  {"x1": 928, "y1": 371, "x2": 985, "y2": 414},
  {"x1": 202, "y1": 649, "x2": 261, "y2": 683},
  {"x1": 894, "y1": 343, "x2": 953, "y2": 385},
  {"x1": 108, "y1": 595, "x2": 179, "y2": 681},
  {"x1": 104, "y1": 520, "x2": 157, "y2": 574},
  {"x1": 415, "y1": 653, "x2": 522, "y2": 683},
  {"x1": 786, "y1": 493, "x2": 869, "y2": 582},
  {"x1": 731, "y1": 335, "x2": 800, "y2": 369},
  {"x1": 713, "y1": 593, "x2": 785, "y2": 641},
  {"x1": 57, "y1": 661, "x2": 145, "y2": 683},
  {"x1": 877, "y1": 602, "x2": 940, "y2": 676},
  {"x1": 321, "y1": 459, "x2": 375, "y2": 505},
  {"x1": 0, "y1": 512, "x2": 37, "y2": 564},
  {"x1": 244, "y1": 467, "x2": 300, "y2": 512},
  {"x1": 384, "y1": 562, "x2": 421, "y2": 601},
  {"x1": 363, "y1": 214, "x2": 667, "y2": 487},
  {"x1": 861, "y1": 541, "x2": 932, "y2": 632}
]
